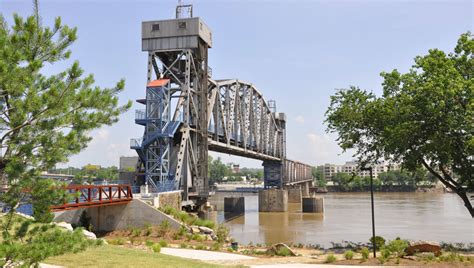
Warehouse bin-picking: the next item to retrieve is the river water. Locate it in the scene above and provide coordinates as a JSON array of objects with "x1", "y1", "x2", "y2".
[{"x1": 211, "y1": 192, "x2": 473, "y2": 247}]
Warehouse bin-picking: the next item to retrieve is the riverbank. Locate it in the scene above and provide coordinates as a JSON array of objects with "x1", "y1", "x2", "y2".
[{"x1": 43, "y1": 242, "x2": 474, "y2": 267}]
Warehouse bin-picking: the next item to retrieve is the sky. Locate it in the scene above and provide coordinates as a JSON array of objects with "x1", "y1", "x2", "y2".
[{"x1": 1, "y1": 0, "x2": 472, "y2": 168}]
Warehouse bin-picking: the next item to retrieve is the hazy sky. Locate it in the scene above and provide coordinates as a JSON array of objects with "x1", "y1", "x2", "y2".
[{"x1": 1, "y1": 0, "x2": 472, "y2": 168}]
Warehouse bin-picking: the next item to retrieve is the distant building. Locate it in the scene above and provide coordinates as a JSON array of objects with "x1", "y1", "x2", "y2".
[
  {"x1": 321, "y1": 160, "x2": 400, "y2": 180},
  {"x1": 119, "y1": 156, "x2": 139, "y2": 184},
  {"x1": 120, "y1": 156, "x2": 138, "y2": 171},
  {"x1": 231, "y1": 164, "x2": 240, "y2": 174}
]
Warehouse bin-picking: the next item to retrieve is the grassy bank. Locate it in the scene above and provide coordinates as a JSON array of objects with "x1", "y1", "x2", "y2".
[{"x1": 44, "y1": 245, "x2": 241, "y2": 268}]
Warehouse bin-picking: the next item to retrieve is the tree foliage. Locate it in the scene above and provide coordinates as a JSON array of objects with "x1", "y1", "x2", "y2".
[
  {"x1": 325, "y1": 32, "x2": 473, "y2": 216},
  {"x1": 0, "y1": 4, "x2": 130, "y2": 209},
  {"x1": 0, "y1": 1, "x2": 130, "y2": 265}
]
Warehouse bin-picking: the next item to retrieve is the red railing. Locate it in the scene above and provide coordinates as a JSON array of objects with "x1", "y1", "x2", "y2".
[{"x1": 51, "y1": 184, "x2": 133, "y2": 212}]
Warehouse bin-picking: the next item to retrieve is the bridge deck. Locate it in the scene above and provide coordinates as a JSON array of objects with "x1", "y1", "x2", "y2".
[{"x1": 50, "y1": 184, "x2": 133, "y2": 212}]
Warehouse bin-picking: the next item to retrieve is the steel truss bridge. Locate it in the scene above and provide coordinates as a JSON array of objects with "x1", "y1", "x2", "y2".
[{"x1": 131, "y1": 6, "x2": 313, "y2": 202}]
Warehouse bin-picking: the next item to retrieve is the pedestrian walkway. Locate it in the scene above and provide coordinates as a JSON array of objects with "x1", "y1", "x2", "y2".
[{"x1": 160, "y1": 247, "x2": 256, "y2": 261}]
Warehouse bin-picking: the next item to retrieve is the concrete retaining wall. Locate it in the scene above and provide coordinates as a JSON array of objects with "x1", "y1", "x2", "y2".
[{"x1": 54, "y1": 199, "x2": 182, "y2": 232}]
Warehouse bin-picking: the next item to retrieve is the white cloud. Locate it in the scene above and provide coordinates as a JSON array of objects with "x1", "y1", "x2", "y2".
[
  {"x1": 286, "y1": 131, "x2": 354, "y2": 166},
  {"x1": 295, "y1": 115, "x2": 305, "y2": 124}
]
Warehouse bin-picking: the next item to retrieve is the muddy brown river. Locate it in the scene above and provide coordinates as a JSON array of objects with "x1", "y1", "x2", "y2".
[{"x1": 210, "y1": 192, "x2": 473, "y2": 247}]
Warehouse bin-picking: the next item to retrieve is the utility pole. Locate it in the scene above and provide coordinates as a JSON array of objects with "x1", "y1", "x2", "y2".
[{"x1": 361, "y1": 166, "x2": 376, "y2": 258}]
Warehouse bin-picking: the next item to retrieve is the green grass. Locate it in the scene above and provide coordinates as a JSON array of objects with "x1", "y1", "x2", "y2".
[{"x1": 44, "y1": 245, "x2": 241, "y2": 268}]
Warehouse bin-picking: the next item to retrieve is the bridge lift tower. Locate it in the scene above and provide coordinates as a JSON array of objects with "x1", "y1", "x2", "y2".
[{"x1": 132, "y1": 4, "x2": 212, "y2": 204}]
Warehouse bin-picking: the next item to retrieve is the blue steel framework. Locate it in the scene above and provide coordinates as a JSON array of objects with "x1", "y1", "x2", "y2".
[{"x1": 131, "y1": 80, "x2": 181, "y2": 191}]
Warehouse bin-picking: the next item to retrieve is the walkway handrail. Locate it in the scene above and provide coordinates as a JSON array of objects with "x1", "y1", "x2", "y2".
[{"x1": 50, "y1": 184, "x2": 133, "y2": 212}]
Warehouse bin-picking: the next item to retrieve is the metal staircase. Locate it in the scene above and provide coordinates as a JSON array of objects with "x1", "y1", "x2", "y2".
[{"x1": 131, "y1": 79, "x2": 181, "y2": 192}]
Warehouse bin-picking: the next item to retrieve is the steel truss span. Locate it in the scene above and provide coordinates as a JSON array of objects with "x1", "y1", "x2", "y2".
[{"x1": 133, "y1": 10, "x2": 313, "y2": 201}]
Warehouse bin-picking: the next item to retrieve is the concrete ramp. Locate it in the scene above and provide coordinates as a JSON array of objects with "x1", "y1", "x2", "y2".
[{"x1": 54, "y1": 199, "x2": 182, "y2": 232}]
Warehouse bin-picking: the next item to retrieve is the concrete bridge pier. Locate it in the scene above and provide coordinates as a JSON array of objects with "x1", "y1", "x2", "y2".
[
  {"x1": 287, "y1": 188, "x2": 302, "y2": 203},
  {"x1": 258, "y1": 188, "x2": 288, "y2": 212}
]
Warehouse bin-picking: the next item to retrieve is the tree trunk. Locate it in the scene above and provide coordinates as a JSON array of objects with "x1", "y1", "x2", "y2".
[{"x1": 455, "y1": 189, "x2": 474, "y2": 218}]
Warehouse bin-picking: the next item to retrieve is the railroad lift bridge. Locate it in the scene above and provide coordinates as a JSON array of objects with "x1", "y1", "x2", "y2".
[{"x1": 130, "y1": 5, "x2": 313, "y2": 208}]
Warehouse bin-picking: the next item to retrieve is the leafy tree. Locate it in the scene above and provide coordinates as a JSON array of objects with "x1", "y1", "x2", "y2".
[
  {"x1": 208, "y1": 157, "x2": 230, "y2": 183},
  {"x1": 0, "y1": 1, "x2": 130, "y2": 265},
  {"x1": 326, "y1": 32, "x2": 473, "y2": 216},
  {"x1": 312, "y1": 166, "x2": 326, "y2": 187}
]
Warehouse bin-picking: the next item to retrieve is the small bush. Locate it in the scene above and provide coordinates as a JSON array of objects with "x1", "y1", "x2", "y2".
[
  {"x1": 216, "y1": 224, "x2": 229, "y2": 243},
  {"x1": 180, "y1": 242, "x2": 188, "y2": 248},
  {"x1": 361, "y1": 247, "x2": 370, "y2": 261},
  {"x1": 211, "y1": 242, "x2": 222, "y2": 251},
  {"x1": 378, "y1": 248, "x2": 391, "y2": 264},
  {"x1": 144, "y1": 222, "x2": 152, "y2": 236},
  {"x1": 172, "y1": 232, "x2": 182, "y2": 240},
  {"x1": 151, "y1": 243, "x2": 161, "y2": 253},
  {"x1": 194, "y1": 218, "x2": 215, "y2": 229},
  {"x1": 158, "y1": 220, "x2": 171, "y2": 236},
  {"x1": 145, "y1": 240, "x2": 154, "y2": 247},
  {"x1": 227, "y1": 247, "x2": 234, "y2": 252},
  {"x1": 275, "y1": 247, "x2": 292, "y2": 257},
  {"x1": 109, "y1": 238, "x2": 125, "y2": 245},
  {"x1": 131, "y1": 228, "x2": 141, "y2": 237},
  {"x1": 386, "y1": 239, "x2": 408, "y2": 257},
  {"x1": 185, "y1": 233, "x2": 192, "y2": 241},
  {"x1": 369, "y1": 236, "x2": 386, "y2": 250},
  {"x1": 158, "y1": 240, "x2": 168, "y2": 247},
  {"x1": 195, "y1": 244, "x2": 206, "y2": 250},
  {"x1": 325, "y1": 254, "x2": 337, "y2": 263},
  {"x1": 344, "y1": 250, "x2": 354, "y2": 260},
  {"x1": 422, "y1": 253, "x2": 436, "y2": 262},
  {"x1": 192, "y1": 234, "x2": 204, "y2": 242}
]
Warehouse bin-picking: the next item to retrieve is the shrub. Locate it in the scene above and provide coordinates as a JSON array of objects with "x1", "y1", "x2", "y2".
[
  {"x1": 172, "y1": 232, "x2": 182, "y2": 240},
  {"x1": 325, "y1": 254, "x2": 337, "y2": 263},
  {"x1": 158, "y1": 220, "x2": 171, "y2": 236},
  {"x1": 216, "y1": 224, "x2": 229, "y2": 243},
  {"x1": 361, "y1": 247, "x2": 370, "y2": 261},
  {"x1": 369, "y1": 236, "x2": 386, "y2": 250},
  {"x1": 195, "y1": 244, "x2": 206, "y2": 250},
  {"x1": 109, "y1": 238, "x2": 125, "y2": 245},
  {"x1": 344, "y1": 250, "x2": 354, "y2": 260},
  {"x1": 144, "y1": 223, "x2": 152, "y2": 236},
  {"x1": 145, "y1": 240, "x2": 154, "y2": 247},
  {"x1": 275, "y1": 247, "x2": 292, "y2": 256},
  {"x1": 422, "y1": 253, "x2": 436, "y2": 262},
  {"x1": 369, "y1": 235, "x2": 385, "y2": 250},
  {"x1": 378, "y1": 248, "x2": 391, "y2": 264},
  {"x1": 211, "y1": 242, "x2": 223, "y2": 251},
  {"x1": 131, "y1": 228, "x2": 141, "y2": 237},
  {"x1": 151, "y1": 243, "x2": 161, "y2": 253},
  {"x1": 386, "y1": 239, "x2": 408, "y2": 257},
  {"x1": 185, "y1": 233, "x2": 192, "y2": 241},
  {"x1": 180, "y1": 242, "x2": 188, "y2": 248},
  {"x1": 159, "y1": 240, "x2": 168, "y2": 247},
  {"x1": 194, "y1": 218, "x2": 215, "y2": 229}
]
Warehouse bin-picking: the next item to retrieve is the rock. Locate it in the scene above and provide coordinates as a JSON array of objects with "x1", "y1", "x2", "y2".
[
  {"x1": 15, "y1": 212, "x2": 34, "y2": 220},
  {"x1": 406, "y1": 241, "x2": 441, "y2": 256},
  {"x1": 190, "y1": 226, "x2": 200, "y2": 234},
  {"x1": 82, "y1": 229, "x2": 97, "y2": 240},
  {"x1": 198, "y1": 226, "x2": 214, "y2": 234},
  {"x1": 268, "y1": 243, "x2": 297, "y2": 256},
  {"x1": 205, "y1": 234, "x2": 213, "y2": 241},
  {"x1": 55, "y1": 222, "x2": 73, "y2": 231},
  {"x1": 211, "y1": 234, "x2": 218, "y2": 241}
]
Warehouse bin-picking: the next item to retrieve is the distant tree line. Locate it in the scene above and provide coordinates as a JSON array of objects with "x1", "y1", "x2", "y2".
[
  {"x1": 49, "y1": 164, "x2": 119, "y2": 184},
  {"x1": 207, "y1": 156, "x2": 263, "y2": 184},
  {"x1": 329, "y1": 170, "x2": 438, "y2": 191}
]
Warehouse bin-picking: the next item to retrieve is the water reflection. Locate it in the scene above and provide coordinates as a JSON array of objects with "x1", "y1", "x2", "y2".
[{"x1": 212, "y1": 192, "x2": 473, "y2": 247}]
